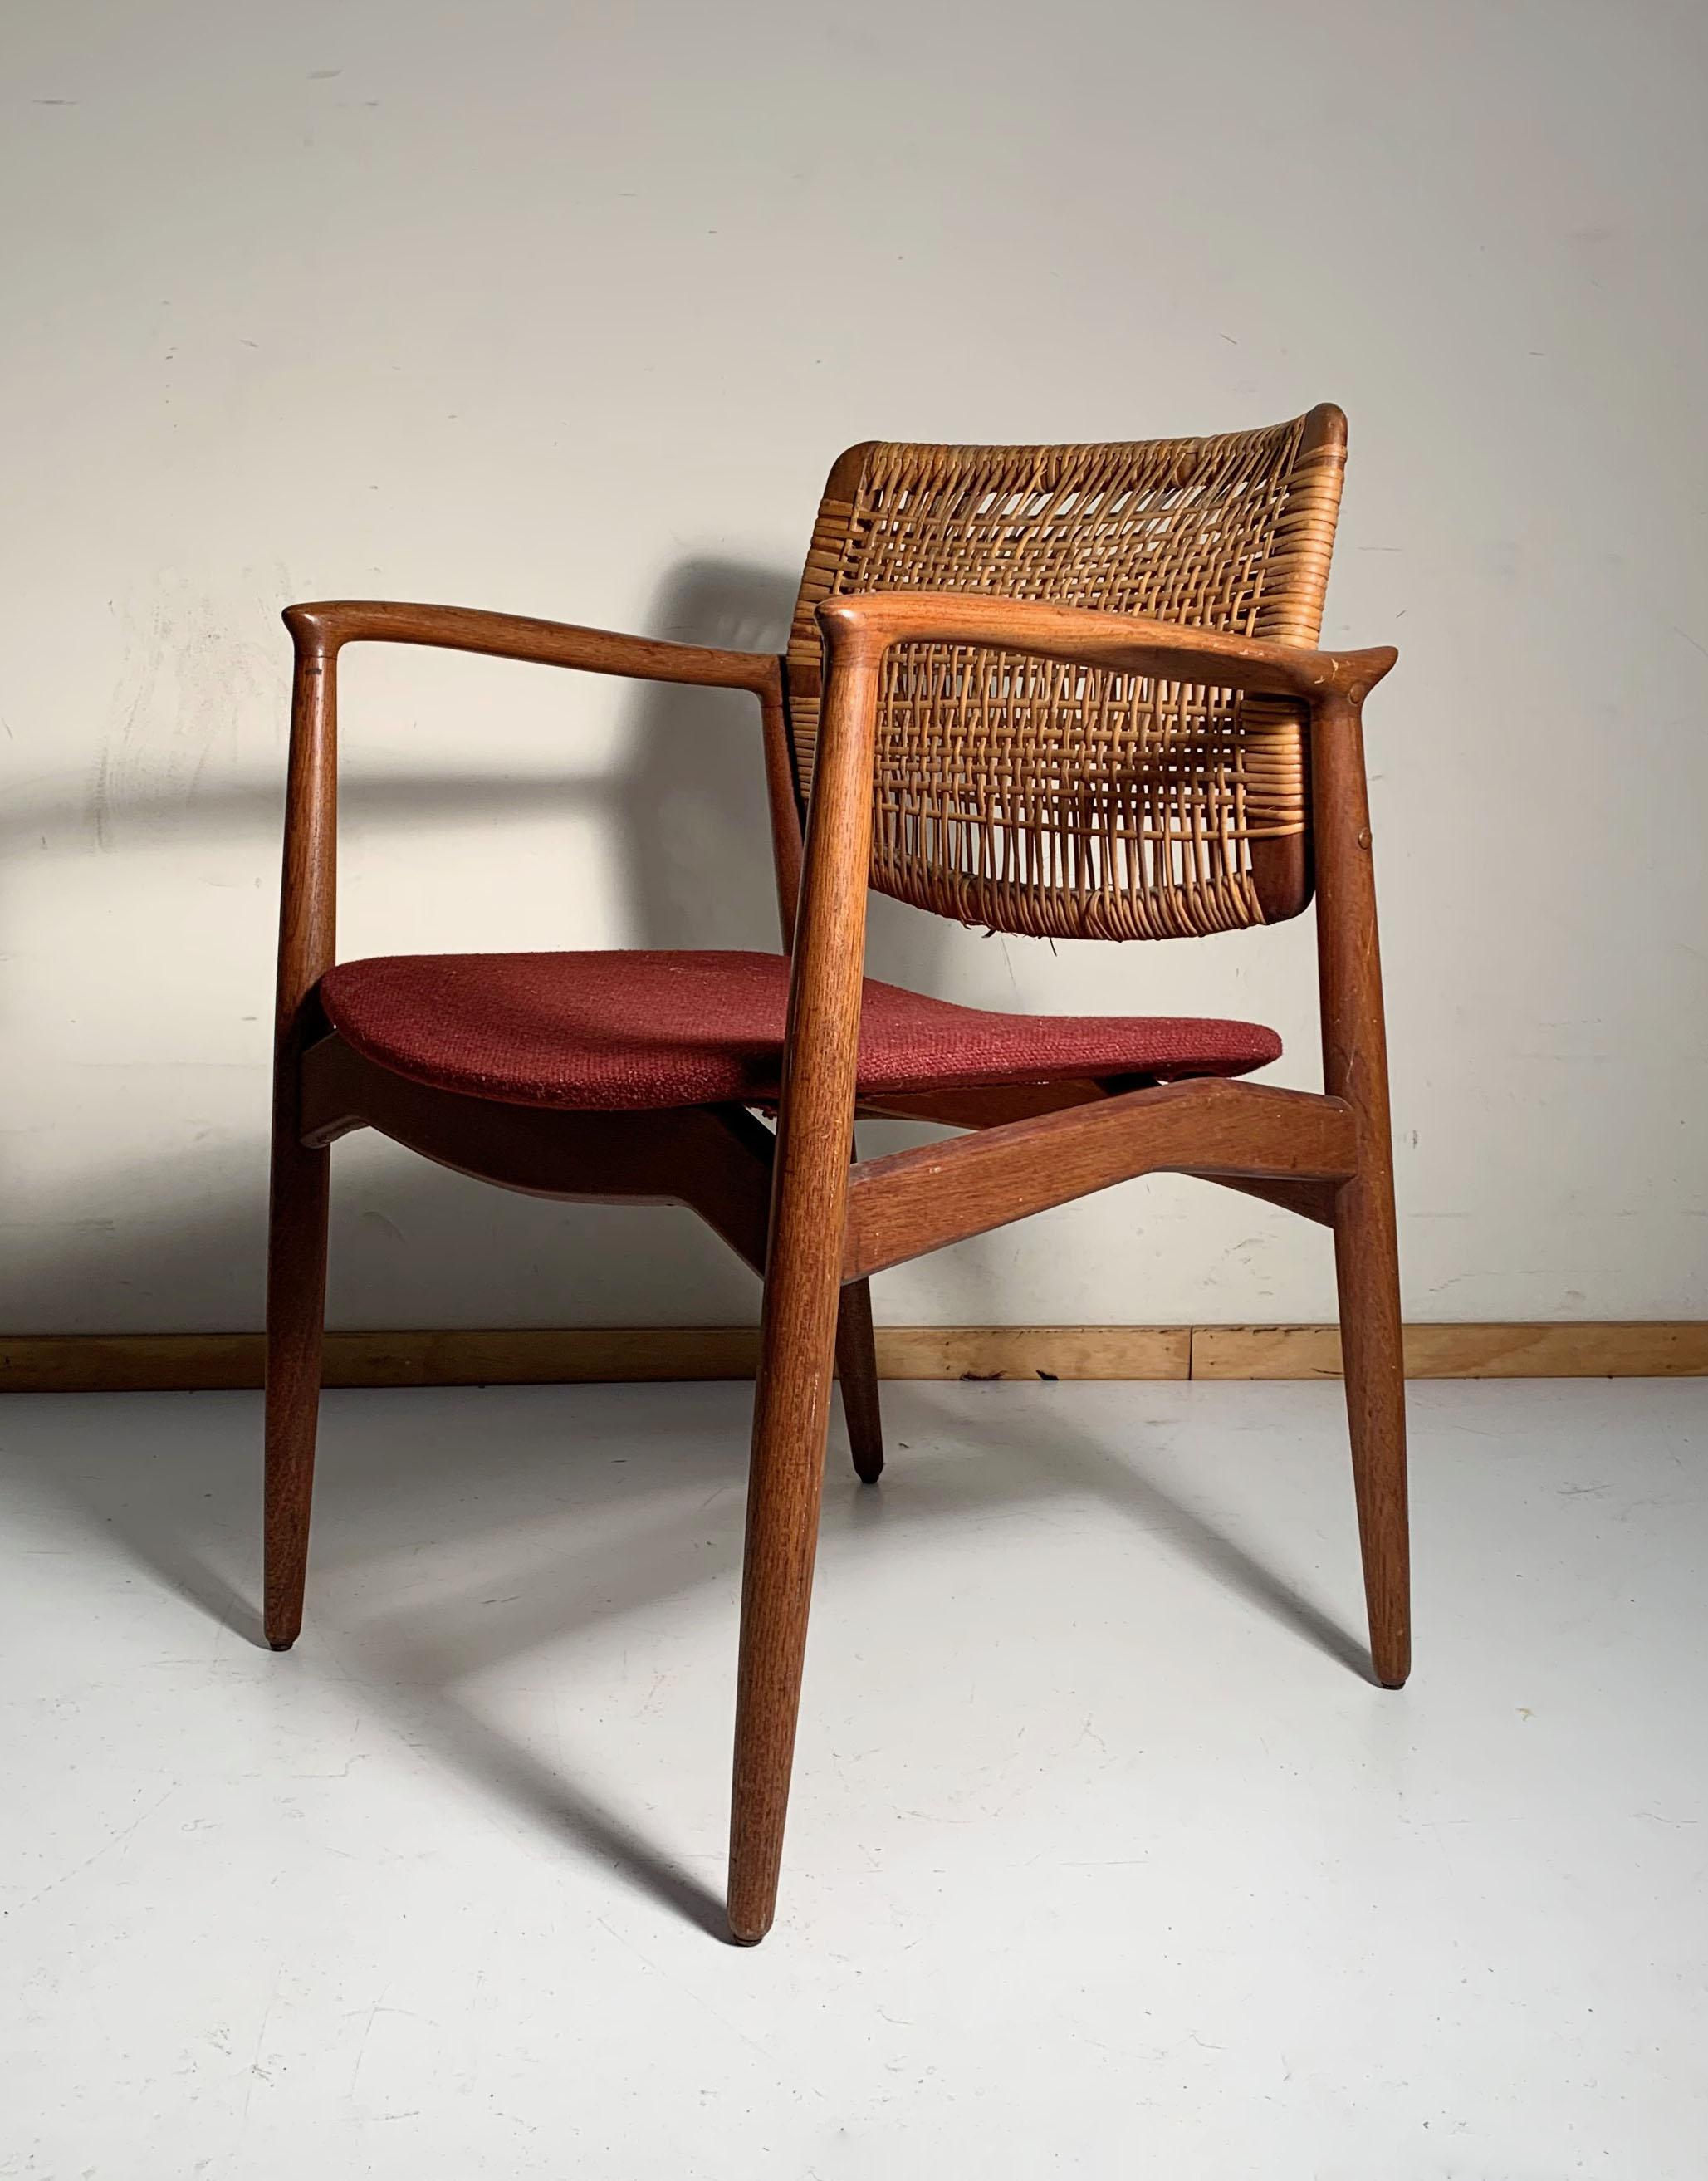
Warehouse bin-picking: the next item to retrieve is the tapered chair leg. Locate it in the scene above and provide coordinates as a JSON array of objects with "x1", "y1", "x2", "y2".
[
  {"x1": 263, "y1": 1135, "x2": 330, "y2": 1651},
  {"x1": 727, "y1": 1297, "x2": 841, "y2": 1941},
  {"x1": 729, "y1": 605, "x2": 875, "y2": 1942},
  {"x1": 835, "y1": 1277, "x2": 884, "y2": 1483},
  {"x1": 728, "y1": 1108, "x2": 854, "y2": 1945},
  {"x1": 1333, "y1": 1167, "x2": 1410, "y2": 1688}
]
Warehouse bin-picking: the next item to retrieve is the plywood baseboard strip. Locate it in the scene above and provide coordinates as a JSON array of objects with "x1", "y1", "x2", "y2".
[
  {"x1": 1190, "y1": 1321, "x2": 1708, "y2": 1380},
  {"x1": 1, "y1": 1322, "x2": 1703, "y2": 1394}
]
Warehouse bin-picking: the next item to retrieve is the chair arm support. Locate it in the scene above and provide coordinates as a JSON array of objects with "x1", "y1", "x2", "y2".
[
  {"x1": 272, "y1": 603, "x2": 793, "y2": 1049},
  {"x1": 283, "y1": 599, "x2": 780, "y2": 695},
  {"x1": 816, "y1": 590, "x2": 1396, "y2": 701}
]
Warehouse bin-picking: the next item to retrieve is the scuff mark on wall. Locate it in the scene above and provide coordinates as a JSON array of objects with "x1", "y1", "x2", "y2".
[{"x1": 88, "y1": 581, "x2": 274, "y2": 852}]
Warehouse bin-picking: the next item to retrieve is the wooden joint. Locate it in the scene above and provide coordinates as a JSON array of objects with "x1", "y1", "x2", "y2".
[
  {"x1": 841, "y1": 1078, "x2": 1358, "y2": 1282},
  {"x1": 296, "y1": 1036, "x2": 776, "y2": 1272}
]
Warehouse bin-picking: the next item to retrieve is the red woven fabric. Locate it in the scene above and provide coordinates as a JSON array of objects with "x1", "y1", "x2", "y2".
[{"x1": 318, "y1": 951, "x2": 1281, "y2": 1112}]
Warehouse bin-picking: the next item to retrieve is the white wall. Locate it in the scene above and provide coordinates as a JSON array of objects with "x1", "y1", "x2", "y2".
[{"x1": 2, "y1": 0, "x2": 1704, "y2": 1335}]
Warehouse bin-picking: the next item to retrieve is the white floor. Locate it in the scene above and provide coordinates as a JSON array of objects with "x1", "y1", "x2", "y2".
[{"x1": 2, "y1": 1378, "x2": 1704, "y2": 2176}]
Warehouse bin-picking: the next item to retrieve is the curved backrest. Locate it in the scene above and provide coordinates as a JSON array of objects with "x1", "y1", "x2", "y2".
[{"x1": 785, "y1": 406, "x2": 1346, "y2": 939}]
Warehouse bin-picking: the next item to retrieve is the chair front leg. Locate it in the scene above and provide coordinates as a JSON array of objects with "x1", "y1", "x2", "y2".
[
  {"x1": 728, "y1": 613, "x2": 878, "y2": 1941},
  {"x1": 263, "y1": 1121, "x2": 329, "y2": 1649},
  {"x1": 727, "y1": 1113, "x2": 853, "y2": 1943},
  {"x1": 266, "y1": 628, "x2": 337, "y2": 1651}
]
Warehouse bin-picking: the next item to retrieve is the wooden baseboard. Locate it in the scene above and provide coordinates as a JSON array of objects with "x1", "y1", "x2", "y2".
[
  {"x1": 1190, "y1": 1321, "x2": 1708, "y2": 1380},
  {"x1": 0, "y1": 1322, "x2": 1702, "y2": 1394}
]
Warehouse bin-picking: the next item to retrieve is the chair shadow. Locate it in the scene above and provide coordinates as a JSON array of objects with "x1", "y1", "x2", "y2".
[
  {"x1": 923, "y1": 1386, "x2": 1373, "y2": 1681},
  {"x1": 0, "y1": 551, "x2": 969, "y2": 1335},
  {"x1": 28, "y1": 1365, "x2": 1370, "y2": 1938},
  {"x1": 384, "y1": 1685, "x2": 732, "y2": 1938}
]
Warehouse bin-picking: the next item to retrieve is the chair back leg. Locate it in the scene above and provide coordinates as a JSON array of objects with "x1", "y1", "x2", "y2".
[
  {"x1": 1334, "y1": 1159, "x2": 1411, "y2": 1688},
  {"x1": 835, "y1": 1277, "x2": 883, "y2": 1483},
  {"x1": 263, "y1": 1133, "x2": 329, "y2": 1650},
  {"x1": 1310, "y1": 688, "x2": 1411, "y2": 1689}
]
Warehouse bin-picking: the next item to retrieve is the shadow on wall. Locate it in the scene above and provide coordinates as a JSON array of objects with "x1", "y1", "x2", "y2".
[{"x1": 5, "y1": 557, "x2": 976, "y2": 1335}]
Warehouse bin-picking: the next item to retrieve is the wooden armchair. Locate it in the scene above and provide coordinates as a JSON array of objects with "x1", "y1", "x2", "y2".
[{"x1": 265, "y1": 404, "x2": 1407, "y2": 1944}]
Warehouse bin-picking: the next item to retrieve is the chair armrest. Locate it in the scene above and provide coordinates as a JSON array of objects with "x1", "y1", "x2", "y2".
[
  {"x1": 815, "y1": 591, "x2": 1396, "y2": 700},
  {"x1": 272, "y1": 602, "x2": 797, "y2": 1048},
  {"x1": 283, "y1": 599, "x2": 779, "y2": 696}
]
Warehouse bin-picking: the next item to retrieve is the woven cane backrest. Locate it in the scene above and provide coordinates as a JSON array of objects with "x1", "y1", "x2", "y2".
[{"x1": 785, "y1": 408, "x2": 1346, "y2": 939}]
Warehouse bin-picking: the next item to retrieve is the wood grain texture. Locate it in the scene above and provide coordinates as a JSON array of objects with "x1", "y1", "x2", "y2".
[
  {"x1": 263, "y1": 630, "x2": 339, "y2": 1650},
  {"x1": 844, "y1": 1078, "x2": 1357, "y2": 1282},
  {"x1": 815, "y1": 589, "x2": 1393, "y2": 702},
  {"x1": 878, "y1": 1325, "x2": 1192, "y2": 1381},
  {"x1": 1190, "y1": 1322, "x2": 1708, "y2": 1380},
  {"x1": 301, "y1": 1032, "x2": 779, "y2": 1272},
  {"x1": 5, "y1": 1323, "x2": 1702, "y2": 1394},
  {"x1": 283, "y1": 599, "x2": 781, "y2": 696},
  {"x1": 1311, "y1": 685, "x2": 1410, "y2": 1688},
  {"x1": 834, "y1": 1276, "x2": 884, "y2": 1481},
  {"x1": 728, "y1": 637, "x2": 883, "y2": 1943}
]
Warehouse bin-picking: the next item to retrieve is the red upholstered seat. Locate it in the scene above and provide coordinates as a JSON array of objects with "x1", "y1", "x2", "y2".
[{"x1": 317, "y1": 950, "x2": 1281, "y2": 1113}]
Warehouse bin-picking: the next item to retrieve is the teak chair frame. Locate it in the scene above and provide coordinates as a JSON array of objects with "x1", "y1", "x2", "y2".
[{"x1": 265, "y1": 408, "x2": 1408, "y2": 1945}]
